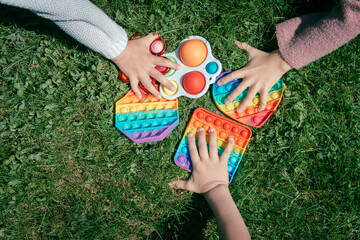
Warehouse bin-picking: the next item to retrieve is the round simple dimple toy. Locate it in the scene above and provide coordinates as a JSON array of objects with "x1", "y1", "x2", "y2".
[
  {"x1": 212, "y1": 70, "x2": 285, "y2": 128},
  {"x1": 115, "y1": 88, "x2": 179, "y2": 143},
  {"x1": 160, "y1": 36, "x2": 222, "y2": 100},
  {"x1": 179, "y1": 39, "x2": 207, "y2": 67},
  {"x1": 174, "y1": 108, "x2": 252, "y2": 182}
]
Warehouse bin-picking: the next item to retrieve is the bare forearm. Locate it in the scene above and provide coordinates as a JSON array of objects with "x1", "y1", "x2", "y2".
[{"x1": 204, "y1": 185, "x2": 251, "y2": 240}]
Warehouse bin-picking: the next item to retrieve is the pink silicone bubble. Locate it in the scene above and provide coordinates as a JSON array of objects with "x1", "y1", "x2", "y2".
[
  {"x1": 155, "y1": 65, "x2": 168, "y2": 72},
  {"x1": 151, "y1": 40, "x2": 165, "y2": 54}
]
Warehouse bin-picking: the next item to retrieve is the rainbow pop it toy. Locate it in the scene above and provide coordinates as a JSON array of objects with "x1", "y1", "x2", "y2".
[
  {"x1": 115, "y1": 89, "x2": 179, "y2": 143},
  {"x1": 160, "y1": 36, "x2": 222, "y2": 100},
  {"x1": 174, "y1": 108, "x2": 252, "y2": 182},
  {"x1": 212, "y1": 70, "x2": 284, "y2": 128}
]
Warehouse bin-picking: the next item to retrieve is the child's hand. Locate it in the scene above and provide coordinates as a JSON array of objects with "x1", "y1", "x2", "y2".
[
  {"x1": 217, "y1": 41, "x2": 292, "y2": 113},
  {"x1": 169, "y1": 128, "x2": 234, "y2": 194},
  {"x1": 111, "y1": 33, "x2": 180, "y2": 99}
]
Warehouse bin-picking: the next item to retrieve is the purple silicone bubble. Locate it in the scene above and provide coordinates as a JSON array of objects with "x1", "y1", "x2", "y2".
[
  {"x1": 152, "y1": 128, "x2": 164, "y2": 136},
  {"x1": 175, "y1": 155, "x2": 187, "y2": 165},
  {"x1": 132, "y1": 131, "x2": 142, "y2": 139},
  {"x1": 184, "y1": 160, "x2": 192, "y2": 169},
  {"x1": 142, "y1": 130, "x2": 151, "y2": 138}
]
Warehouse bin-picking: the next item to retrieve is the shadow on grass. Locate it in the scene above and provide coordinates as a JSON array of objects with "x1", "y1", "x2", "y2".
[
  {"x1": 150, "y1": 194, "x2": 215, "y2": 240},
  {"x1": 0, "y1": 3, "x2": 88, "y2": 53}
]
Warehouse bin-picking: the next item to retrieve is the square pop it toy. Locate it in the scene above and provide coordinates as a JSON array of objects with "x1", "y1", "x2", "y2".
[
  {"x1": 115, "y1": 89, "x2": 179, "y2": 143},
  {"x1": 160, "y1": 36, "x2": 222, "y2": 100},
  {"x1": 212, "y1": 70, "x2": 285, "y2": 128},
  {"x1": 174, "y1": 108, "x2": 252, "y2": 182}
]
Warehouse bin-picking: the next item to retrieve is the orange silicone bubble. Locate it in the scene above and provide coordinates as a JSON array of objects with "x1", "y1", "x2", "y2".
[{"x1": 179, "y1": 39, "x2": 208, "y2": 67}]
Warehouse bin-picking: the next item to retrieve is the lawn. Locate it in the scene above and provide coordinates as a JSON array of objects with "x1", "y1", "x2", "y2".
[{"x1": 0, "y1": 0, "x2": 359, "y2": 239}]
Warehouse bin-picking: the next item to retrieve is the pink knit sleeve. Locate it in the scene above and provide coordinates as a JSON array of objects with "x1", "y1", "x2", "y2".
[{"x1": 276, "y1": 0, "x2": 360, "y2": 69}]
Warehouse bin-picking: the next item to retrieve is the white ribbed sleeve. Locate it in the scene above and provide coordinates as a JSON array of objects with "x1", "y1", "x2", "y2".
[{"x1": 1, "y1": 0, "x2": 128, "y2": 59}]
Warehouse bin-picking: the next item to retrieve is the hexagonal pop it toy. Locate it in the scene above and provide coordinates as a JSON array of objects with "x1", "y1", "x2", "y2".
[
  {"x1": 174, "y1": 108, "x2": 252, "y2": 182},
  {"x1": 115, "y1": 88, "x2": 179, "y2": 143},
  {"x1": 212, "y1": 70, "x2": 285, "y2": 128},
  {"x1": 160, "y1": 36, "x2": 222, "y2": 100}
]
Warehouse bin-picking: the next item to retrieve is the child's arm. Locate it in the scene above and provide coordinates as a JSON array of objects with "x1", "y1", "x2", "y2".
[
  {"x1": 170, "y1": 128, "x2": 251, "y2": 240},
  {"x1": 0, "y1": 0, "x2": 179, "y2": 99},
  {"x1": 218, "y1": 0, "x2": 360, "y2": 113}
]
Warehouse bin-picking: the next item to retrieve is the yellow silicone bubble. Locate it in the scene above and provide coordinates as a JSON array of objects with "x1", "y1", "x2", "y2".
[
  {"x1": 162, "y1": 80, "x2": 178, "y2": 96},
  {"x1": 271, "y1": 92, "x2": 280, "y2": 100}
]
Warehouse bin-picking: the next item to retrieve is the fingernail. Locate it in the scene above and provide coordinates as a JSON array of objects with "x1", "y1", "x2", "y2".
[
  {"x1": 137, "y1": 95, "x2": 142, "y2": 99},
  {"x1": 198, "y1": 128, "x2": 204, "y2": 132},
  {"x1": 236, "y1": 108, "x2": 244, "y2": 113},
  {"x1": 229, "y1": 137, "x2": 234, "y2": 142},
  {"x1": 209, "y1": 128, "x2": 215, "y2": 133},
  {"x1": 225, "y1": 99, "x2": 230, "y2": 105},
  {"x1": 218, "y1": 81, "x2": 223, "y2": 86},
  {"x1": 169, "y1": 85, "x2": 176, "y2": 91},
  {"x1": 156, "y1": 94, "x2": 161, "y2": 99},
  {"x1": 188, "y1": 132, "x2": 194, "y2": 137}
]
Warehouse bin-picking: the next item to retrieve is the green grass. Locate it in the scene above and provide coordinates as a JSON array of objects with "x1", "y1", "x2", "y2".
[{"x1": 0, "y1": 0, "x2": 359, "y2": 239}]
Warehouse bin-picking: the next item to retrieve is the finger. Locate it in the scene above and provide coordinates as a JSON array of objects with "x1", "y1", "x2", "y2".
[
  {"x1": 208, "y1": 128, "x2": 218, "y2": 159},
  {"x1": 234, "y1": 41, "x2": 257, "y2": 55},
  {"x1": 224, "y1": 81, "x2": 249, "y2": 105},
  {"x1": 142, "y1": 32, "x2": 161, "y2": 45},
  {"x1": 258, "y1": 88, "x2": 268, "y2": 112},
  {"x1": 188, "y1": 132, "x2": 200, "y2": 166},
  {"x1": 217, "y1": 68, "x2": 246, "y2": 86},
  {"x1": 220, "y1": 137, "x2": 235, "y2": 163},
  {"x1": 129, "y1": 77, "x2": 142, "y2": 99},
  {"x1": 149, "y1": 68, "x2": 176, "y2": 91},
  {"x1": 236, "y1": 86, "x2": 258, "y2": 113},
  {"x1": 169, "y1": 180, "x2": 187, "y2": 190},
  {"x1": 153, "y1": 55, "x2": 181, "y2": 70},
  {"x1": 139, "y1": 75, "x2": 161, "y2": 99},
  {"x1": 197, "y1": 128, "x2": 209, "y2": 160}
]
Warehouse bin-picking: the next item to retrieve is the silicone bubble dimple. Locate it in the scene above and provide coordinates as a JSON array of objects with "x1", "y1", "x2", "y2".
[
  {"x1": 175, "y1": 155, "x2": 187, "y2": 165},
  {"x1": 162, "y1": 80, "x2": 178, "y2": 96},
  {"x1": 142, "y1": 130, "x2": 152, "y2": 138},
  {"x1": 182, "y1": 71, "x2": 206, "y2": 95},
  {"x1": 205, "y1": 61, "x2": 219, "y2": 74},
  {"x1": 150, "y1": 39, "x2": 166, "y2": 55},
  {"x1": 165, "y1": 56, "x2": 177, "y2": 77},
  {"x1": 179, "y1": 39, "x2": 208, "y2": 67},
  {"x1": 132, "y1": 132, "x2": 142, "y2": 139}
]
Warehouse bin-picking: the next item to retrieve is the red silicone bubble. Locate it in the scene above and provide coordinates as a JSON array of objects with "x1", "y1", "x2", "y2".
[{"x1": 181, "y1": 71, "x2": 206, "y2": 95}]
